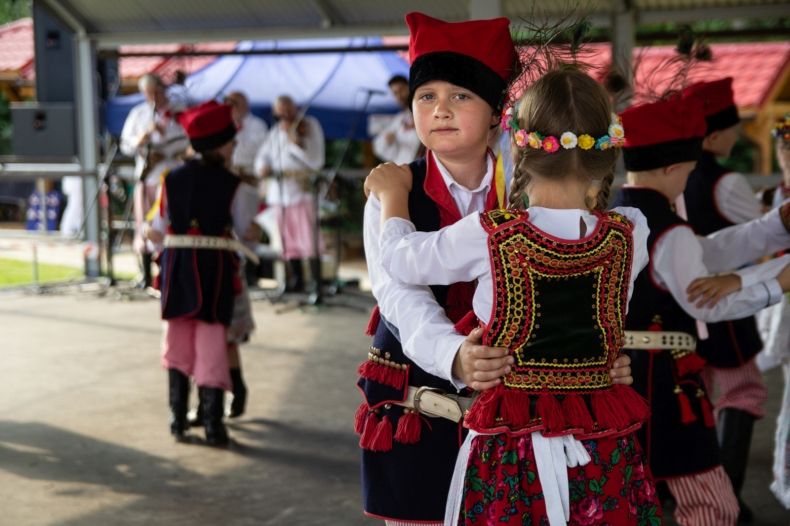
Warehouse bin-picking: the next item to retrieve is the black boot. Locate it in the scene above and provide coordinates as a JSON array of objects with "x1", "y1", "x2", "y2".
[
  {"x1": 168, "y1": 369, "x2": 189, "y2": 440},
  {"x1": 201, "y1": 387, "x2": 229, "y2": 447},
  {"x1": 187, "y1": 397, "x2": 203, "y2": 428},
  {"x1": 308, "y1": 257, "x2": 323, "y2": 293},
  {"x1": 141, "y1": 252, "x2": 154, "y2": 288},
  {"x1": 228, "y1": 367, "x2": 247, "y2": 418},
  {"x1": 718, "y1": 408, "x2": 756, "y2": 524},
  {"x1": 286, "y1": 258, "x2": 305, "y2": 292}
]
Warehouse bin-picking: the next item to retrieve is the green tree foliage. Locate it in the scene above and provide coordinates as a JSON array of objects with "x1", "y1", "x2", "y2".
[{"x1": 0, "y1": 0, "x2": 31, "y2": 25}]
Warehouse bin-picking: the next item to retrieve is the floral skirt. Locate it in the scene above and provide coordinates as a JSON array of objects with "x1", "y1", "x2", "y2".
[{"x1": 459, "y1": 432, "x2": 662, "y2": 526}]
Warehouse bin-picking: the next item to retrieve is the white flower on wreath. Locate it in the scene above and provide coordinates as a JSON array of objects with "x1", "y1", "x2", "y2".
[
  {"x1": 560, "y1": 131, "x2": 578, "y2": 149},
  {"x1": 608, "y1": 123, "x2": 625, "y2": 140}
]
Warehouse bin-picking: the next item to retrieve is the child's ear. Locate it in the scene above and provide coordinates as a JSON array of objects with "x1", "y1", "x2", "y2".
[{"x1": 489, "y1": 113, "x2": 499, "y2": 128}]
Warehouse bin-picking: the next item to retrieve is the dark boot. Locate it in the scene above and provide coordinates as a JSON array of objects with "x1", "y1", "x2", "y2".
[
  {"x1": 201, "y1": 387, "x2": 229, "y2": 447},
  {"x1": 168, "y1": 369, "x2": 189, "y2": 440},
  {"x1": 286, "y1": 258, "x2": 305, "y2": 292},
  {"x1": 718, "y1": 408, "x2": 756, "y2": 524},
  {"x1": 187, "y1": 398, "x2": 203, "y2": 428},
  {"x1": 141, "y1": 252, "x2": 154, "y2": 288},
  {"x1": 228, "y1": 367, "x2": 247, "y2": 418},
  {"x1": 308, "y1": 257, "x2": 323, "y2": 293}
]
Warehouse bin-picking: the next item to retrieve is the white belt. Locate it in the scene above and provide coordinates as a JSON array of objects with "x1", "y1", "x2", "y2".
[
  {"x1": 164, "y1": 235, "x2": 260, "y2": 264},
  {"x1": 394, "y1": 386, "x2": 475, "y2": 423},
  {"x1": 623, "y1": 330, "x2": 696, "y2": 351}
]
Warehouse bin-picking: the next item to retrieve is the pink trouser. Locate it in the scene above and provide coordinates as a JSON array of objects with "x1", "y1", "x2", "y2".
[
  {"x1": 665, "y1": 466, "x2": 739, "y2": 526},
  {"x1": 161, "y1": 319, "x2": 231, "y2": 391},
  {"x1": 702, "y1": 358, "x2": 768, "y2": 419}
]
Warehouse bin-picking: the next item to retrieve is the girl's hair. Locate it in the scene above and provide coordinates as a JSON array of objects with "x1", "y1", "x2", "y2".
[{"x1": 508, "y1": 68, "x2": 617, "y2": 211}]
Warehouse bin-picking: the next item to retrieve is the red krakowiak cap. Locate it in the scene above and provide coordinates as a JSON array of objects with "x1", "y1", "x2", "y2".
[
  {"x1": 682, "y1": 77, "x2": 739, "y2": 134},
  {"x1": 177, "y1": 100, "x2": 237, "y2": 152},
  {"x1": 620, "y1": 95, "x2": 707, "y2": 171},
  {"x1": 405, "y1": 12, "x2": 516, "y2": 110}
]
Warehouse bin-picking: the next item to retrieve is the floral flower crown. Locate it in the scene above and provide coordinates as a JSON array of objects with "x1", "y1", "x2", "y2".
[
  {"x1": 772, "y1": 114, "x2": 790, "y2": 144},
  {"x1": 500, "y1": 105, "x2": 626, "y2": 153}
]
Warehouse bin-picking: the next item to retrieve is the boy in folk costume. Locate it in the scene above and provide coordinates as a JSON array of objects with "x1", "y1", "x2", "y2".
[
  {"x1": 356, "y1": 13, "x2": 633, "y2": 525},
  {"x1": 680, "y1": 78, "x2": 768, "y2": 522},
  {"x1": 157, "y1": 101, "x2": 251, "y2": 447},
  {"x1": 613, "y1": 95, "x2": 790, "y2": 526}
]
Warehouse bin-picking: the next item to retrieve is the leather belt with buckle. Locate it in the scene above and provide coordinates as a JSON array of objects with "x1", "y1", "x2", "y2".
[
  {"x1": 623, "y1": 330, "x2": 696, "y2": 351},
  {"x1": 394, "y1": 386, "x2": 475, "y2": 423}
]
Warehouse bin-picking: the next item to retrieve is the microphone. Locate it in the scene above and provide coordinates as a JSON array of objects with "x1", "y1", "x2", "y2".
[{"x1": 361, "y1": 88, "x2": 387, "y2": 95}]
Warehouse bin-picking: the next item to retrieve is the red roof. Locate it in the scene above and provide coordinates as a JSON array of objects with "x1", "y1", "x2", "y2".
[
  {"x1": 0, "y1": 18, "x2": 34, "y2": 78},
  {"x1": 582, "y1": 42, "x2": 790, "y2": 110}
]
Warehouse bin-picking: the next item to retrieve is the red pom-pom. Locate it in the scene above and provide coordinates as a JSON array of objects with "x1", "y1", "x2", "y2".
[
  {"x1": 562, "y1": 394, "x2": 594, "y2": 432},
  {"x1": 394, "y1": 410, "x2": 422, "y2": 444},
  {"x1": 676, "y1": 387, "x2": 697, "y2": 424},
  {"x1": 365, "y1": 306, "x2": 381, "y2": 336},
  {"x1": 359, "y1": 411, "x2": 380, "y2": 449},
  {"x1": 536, "y1": 393, "x2": 565, "y2": 432},
  {"x1": 354, "y1": 402, "x2": 369, "y2": 435},
  {"x1": 368, "y1": 415, "x2": 393, "y2": 452},
  {"x1": 697, "y1": 390, "x2": 716, "y2": 428}
]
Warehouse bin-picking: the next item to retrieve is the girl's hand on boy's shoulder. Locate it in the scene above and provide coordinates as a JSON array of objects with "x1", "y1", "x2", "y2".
[
  {"x1": 363, "y1": 162, "x2": 412, "y2": 199},
  {"x1": 686, "y1": 273, "x2": 741, "y2": 308}
]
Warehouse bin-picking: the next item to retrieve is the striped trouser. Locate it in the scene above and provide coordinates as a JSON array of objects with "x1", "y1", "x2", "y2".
[
  {"x1": 665, "y1": 466, "x2": 740, "y2": 526},
  {"x1": 702, "y1": 358, "x2": 768, "y2": 418}
]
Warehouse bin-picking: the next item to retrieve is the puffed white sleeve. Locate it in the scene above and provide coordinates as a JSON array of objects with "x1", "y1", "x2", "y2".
[
  {"x1": 611, "y1": 206, "x2": 650, "y2": 309},
  {"x1": 379, "y1": 212, "x2": 490, "y2": 286}
]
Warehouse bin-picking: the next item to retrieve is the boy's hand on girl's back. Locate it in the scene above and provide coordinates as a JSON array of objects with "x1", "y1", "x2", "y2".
[
  {"x1": 686, "y1": 273, "x2": 741, "y2": 308},
  {"x1": 454, "y1": 328, "x2": 634, "y2": 390},
  {"x1": 364, "y1": 162, "x2": 412, "y2": 199}
]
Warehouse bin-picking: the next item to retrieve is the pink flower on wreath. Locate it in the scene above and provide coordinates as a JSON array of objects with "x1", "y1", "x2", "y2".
[
  {"x1": 542, "y1": 136, "x2": 560, "y2": 153},
  {"x1": 500, "y1": 106, "x2": 514, "y2": 131},
  {"x1": 514, "y1": 129, "x2": 528, "y2": 148},
  {"x1": 574, "y1": 495, "x2": 605, "y2": 525}
]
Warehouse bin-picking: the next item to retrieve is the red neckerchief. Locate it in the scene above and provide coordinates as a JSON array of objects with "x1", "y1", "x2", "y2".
[{"x1": 423, "y1": 149, "x2": 499, "y2": 323}]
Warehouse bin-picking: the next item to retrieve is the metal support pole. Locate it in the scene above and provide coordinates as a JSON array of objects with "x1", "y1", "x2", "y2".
[
  {"x1": 611, "y1": 0, "x2": 636, "y2": 111},
  {"x1": 74, "y1": 33, "x2": 101, "y2": 277},
  {"x1": 469, "y1": 0, "x2": 502, "y2": 19}
]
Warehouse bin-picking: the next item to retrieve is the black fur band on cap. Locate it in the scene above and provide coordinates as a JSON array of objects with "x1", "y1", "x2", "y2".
[
  {"x1": 409, "y1": 52, "x2": 507, "y2": 112},
  {"x1": 704, "y1": 105, "x2": 739, "y2": 135},
  {"x1": 623, "y1": 138, "x2": 703, "y2": 172},
  {"x1": 189, "y1": 123, "x2": 237, "y2": 153}
]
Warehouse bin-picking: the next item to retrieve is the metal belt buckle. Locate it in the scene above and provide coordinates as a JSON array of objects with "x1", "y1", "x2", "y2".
[{"x1": 412, "y1": 386, "x2": 446, "y2": 418}]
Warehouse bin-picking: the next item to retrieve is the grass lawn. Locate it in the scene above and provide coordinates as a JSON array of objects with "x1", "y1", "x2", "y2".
[{"x1": 0, "y1": 257, "x2": 84, "y2": 287}]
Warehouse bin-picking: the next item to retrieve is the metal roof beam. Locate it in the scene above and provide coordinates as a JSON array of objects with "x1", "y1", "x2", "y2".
[
  {"x1": 639, "y1": 4, "x2": 790, "y2": 25},
  {"x1": 310, "y1": 0, "x2": 343, "y2": 29}
]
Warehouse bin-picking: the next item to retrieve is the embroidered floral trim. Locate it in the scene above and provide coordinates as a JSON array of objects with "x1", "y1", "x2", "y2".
[{"x1": 503, "y1": 106, "x2": 625, "y2": 153}]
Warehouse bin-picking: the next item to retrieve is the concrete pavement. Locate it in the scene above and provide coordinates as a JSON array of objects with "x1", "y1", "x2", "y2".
[{"x1": 0, "y1": 286, "x2": 788, "y2": 525}]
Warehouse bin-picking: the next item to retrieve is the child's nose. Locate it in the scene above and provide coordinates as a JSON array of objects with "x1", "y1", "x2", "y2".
[{"x1": 433, "y1": 98, "x2": 451, "y2": 117}]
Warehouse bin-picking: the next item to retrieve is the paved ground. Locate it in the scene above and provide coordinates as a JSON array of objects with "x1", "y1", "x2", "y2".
[{"x1": 0, "y1": 249, "x2": 788, "y2": 524}]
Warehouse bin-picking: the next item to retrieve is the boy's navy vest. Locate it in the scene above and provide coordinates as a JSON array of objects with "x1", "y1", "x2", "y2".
[
  {"x1": 613, "y1": 187, "x2": 720, "y2": 479},
  {"x1": 683, "y1": 152, "x2": 762, "y2": 368},
  {"x1": 357, "y1": 158, "x2": 470, "y2": 522},
  {"x1": 159, "y1": 159, "x2": 240, "y2": 326}
]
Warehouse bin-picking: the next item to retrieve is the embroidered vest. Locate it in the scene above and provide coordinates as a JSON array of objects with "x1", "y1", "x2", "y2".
[
  {"x1": 683, "y1": 152, "x2": 762, "y2": 368},
  {"x1": 463, "y1": 208, "x2": 649, "y2": 438}
]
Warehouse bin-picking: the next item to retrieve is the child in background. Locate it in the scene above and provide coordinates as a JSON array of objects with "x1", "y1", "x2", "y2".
[
  {"x1": 613, "y1": 94, "x2": 790, "y2": 526},
  {"x1": 367, "y1": 68, "x2": 659, "y2": 526}
]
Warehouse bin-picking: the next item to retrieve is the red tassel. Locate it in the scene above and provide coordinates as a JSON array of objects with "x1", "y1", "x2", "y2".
[
  {"x1": 499, "y1": 390, "x2": 531, "y2": 428},
  {"x1": 612, "y1": 384, "x2": 651, "y2": 423},
  {"x1": 675, "y1": 386, "x2": 697, "y2": 424},
  {"x1": 536, "y1": 393, "x2": 565, "y2": 432},
  {"x1": 453, "y1": 310, "x2": 479, "y2": 336},
  {"x1": 394, "y1": 410, "x2": 422, "y2": 444},
  {"x1": 354, "y1": 402, "x2": 369, "y2": 435},
  {"x1": 675, "y1": 352, "x2": 706, "y2": 377},
  {"x1": 357, "y1": 360, "x2": 407, "y2": 390},
  {"x1": 465, "y1": 386, "x2": 501, "y2": 429},
  {"x1": 562, "y1": 394, "x2": 594, "y2": 432},
  {"x1": 591, "y1": 390, "x2": 628, "y2": 430},
  {"x1": 368, "y1": 415, "x2": 393, "y2": 452},
  {"x1": 365, "y1": 306, "x2": 381, "y2": 336},
  {"x1": 359, "y1": 411, "x2": 380, "y2": 449},
  {"x1": 697, "y1": 389, "x2": 716, "y2": 428}
]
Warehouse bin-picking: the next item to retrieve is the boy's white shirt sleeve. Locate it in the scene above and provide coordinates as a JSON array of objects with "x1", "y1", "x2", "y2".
[
  {"x1": 699, "y1": 206, "x2": 790, "y2": 274},
  {"x1": 652, "y1": 225, "x2": 784, "y2": 322},
  {"x1": 379, "y1": 212, "x2": 489, "y2": 286},
  {"x1": 364, "y1": 195, "x2": 467, "y2": 389},
  {"x1": 612, "y1": 206, "x2": 650, "y2": 309},
  {"x1": 714, "y1": 172, "x2": 763, "y2": 225}
]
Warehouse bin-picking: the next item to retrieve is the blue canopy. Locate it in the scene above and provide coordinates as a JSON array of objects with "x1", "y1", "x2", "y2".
[{"x1": 105, "y1": 37, "x2": 409, "y2": 140}]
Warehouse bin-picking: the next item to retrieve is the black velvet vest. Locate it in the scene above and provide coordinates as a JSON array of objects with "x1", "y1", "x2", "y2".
[{"x1": 683, "y1": 152, "x2": 762, "y2": 367}]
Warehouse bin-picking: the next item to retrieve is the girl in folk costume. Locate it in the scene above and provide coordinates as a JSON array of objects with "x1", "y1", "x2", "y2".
[
  {"x1": 156, "y1": 101, "x2": 251, "y2": 447},
  {"x1": 680, "y1": 78, "x2": 771, "y2": 523},
  {"x1": 612, "y1": 95, "x2": 790, "y2": 526},
  {"x1": 367, "y1": 68, "x2": 660, "y2": 526},
  {"x1": 355, "y1": 13, "x2": 635, "y2": 526}
]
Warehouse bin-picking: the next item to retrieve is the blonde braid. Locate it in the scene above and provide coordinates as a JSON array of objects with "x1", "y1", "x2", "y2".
[{"x1": 594, "y1": 167, "x2": 615, "y2": 211}]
